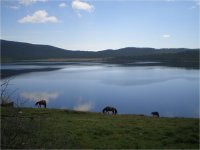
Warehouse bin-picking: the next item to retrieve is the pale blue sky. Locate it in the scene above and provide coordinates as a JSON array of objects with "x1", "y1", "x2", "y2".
[{"x1": 1, "y1": 0, "x2": 199, "y2": 51}]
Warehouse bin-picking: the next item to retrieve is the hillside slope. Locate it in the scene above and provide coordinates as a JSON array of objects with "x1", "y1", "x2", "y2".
[
  {"x1": 1, "y1": 40, "x2": 95, "y2": 60},
  {"x1": 1, "y1": 40, "x2": 199, "y2": 62}
]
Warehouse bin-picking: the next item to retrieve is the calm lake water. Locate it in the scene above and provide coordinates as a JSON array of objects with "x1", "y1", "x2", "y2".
[{"x1": 1, "y1": 63, "x2": 199, "y2": 118}]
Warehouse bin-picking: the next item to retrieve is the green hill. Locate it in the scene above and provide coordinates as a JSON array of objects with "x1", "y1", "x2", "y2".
[{"x1": 1, "y1": 107, "x2": 199, "y2": 149}]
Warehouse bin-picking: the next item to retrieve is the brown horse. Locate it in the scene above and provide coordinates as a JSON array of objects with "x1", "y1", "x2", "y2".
[{"x1": 35, "y1": 100, "x2": 46, "y2": 108}]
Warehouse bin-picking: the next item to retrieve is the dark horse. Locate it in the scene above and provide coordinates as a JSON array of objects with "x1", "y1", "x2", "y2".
[
  {"x1": 151, "y1": 112, "x2": 159, "y2": 117},
  {"x1": 102, "y1": 106, "x2": 117, "y2": 115},
  {"x1": 35, "y1": 100, "x2": 46, "y2": 108}
]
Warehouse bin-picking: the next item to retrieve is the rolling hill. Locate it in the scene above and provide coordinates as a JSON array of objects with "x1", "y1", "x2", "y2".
[{"x1": 1, "y1": 40, "x2": 199, "y2": 68}]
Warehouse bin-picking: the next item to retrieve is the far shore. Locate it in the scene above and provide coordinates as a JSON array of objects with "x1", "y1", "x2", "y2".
[{"x1": 1, "y1": 60, "x2": 199, "y2": 79}]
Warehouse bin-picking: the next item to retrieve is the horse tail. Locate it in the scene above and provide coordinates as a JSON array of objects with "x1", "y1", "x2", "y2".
[{"x1": 35, "y1": 102, "x2": 38, "y2": 106}]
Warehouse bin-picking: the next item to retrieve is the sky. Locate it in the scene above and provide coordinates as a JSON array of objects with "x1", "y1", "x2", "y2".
[{"x1": 1, "y1": 0, "x2": 199, "y2": 51}]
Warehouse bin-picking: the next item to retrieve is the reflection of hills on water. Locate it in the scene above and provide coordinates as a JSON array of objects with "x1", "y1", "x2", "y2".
[{"x1": 1, "y1": 68, "x2": 62, "y2": 79}]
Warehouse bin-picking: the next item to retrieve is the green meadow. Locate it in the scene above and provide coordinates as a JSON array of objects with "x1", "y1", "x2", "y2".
[{"x1": 1, "y1": 107, "x2": 199, "y2": 149}]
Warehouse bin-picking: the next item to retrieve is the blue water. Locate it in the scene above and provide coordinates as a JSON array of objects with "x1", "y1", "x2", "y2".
[{"x1": 1, "y1": 63, "x2": 199, "y2": 118}]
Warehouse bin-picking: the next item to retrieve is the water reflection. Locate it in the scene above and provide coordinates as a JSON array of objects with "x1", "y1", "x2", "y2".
[
  {"x1": 1, "y1": 63, "x2": 199, "y2": 118},
  {"x1": 20, "y1": 91, "x2": 60, "y2": 102},
  {"x1": 102, "y1": 76, "x2": 198, "y2": 86},
  {"x1": 73, "y1": 97, "x2": 95, "y2": 111}
]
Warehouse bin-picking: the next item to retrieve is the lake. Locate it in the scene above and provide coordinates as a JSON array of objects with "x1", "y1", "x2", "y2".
[{"x1": 1, "y1": 62, "x2": 199, "y2": 118}]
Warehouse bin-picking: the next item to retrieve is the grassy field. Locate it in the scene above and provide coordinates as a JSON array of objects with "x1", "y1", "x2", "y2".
[{"x1": 1, "y1": 107, "x2": 199, "y2": 149}]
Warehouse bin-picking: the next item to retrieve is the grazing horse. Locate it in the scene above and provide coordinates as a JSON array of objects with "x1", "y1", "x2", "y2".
[
  {"x1": 151, "y1": 112, "x2": 159, "y2": 117},
  {"x1": 102, "y1": 106, "x2": 117, "y2": 115},
  {"x1": 35, "y1": 100, "x2": 46, "y2": 108}
]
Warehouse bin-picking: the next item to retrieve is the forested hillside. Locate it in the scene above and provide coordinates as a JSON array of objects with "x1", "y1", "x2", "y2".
[{"x1": 1, "y1": 40, "x2": 199, "y2": 68}]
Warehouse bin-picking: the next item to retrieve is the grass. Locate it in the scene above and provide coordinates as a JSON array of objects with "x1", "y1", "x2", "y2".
[{"x1": 1, "y1": 107, "x2": 199, "y2": 149}]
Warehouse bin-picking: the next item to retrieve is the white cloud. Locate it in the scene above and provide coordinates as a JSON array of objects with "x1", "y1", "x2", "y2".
[
  {"x1": 72, "y1": 0, "x2": 94, "y2": 13},
  {"x1": 162, "y1": 34, "x2": 171, "y2": 38},
  {"x1": 10, "y1": 6, "x2": 20, "y2": 10},
  {"x1": 59, "y1": 2, "x2": 67, "y2": 8},
  {"x1": 19, "y1": 0, "x2": 48, "y2": 6},
  {"x1": 20, "y1": 91, "x2": 60, "y2": 102},
  {"x1": 18, "y1": 10, "x2": 59, "y2": 24}
]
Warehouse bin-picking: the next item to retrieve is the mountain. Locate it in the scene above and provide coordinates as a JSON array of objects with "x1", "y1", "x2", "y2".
[
  {"x1": 1, "y1": 40, "x2": 157, "y2": 60},
  {"x1": 1, "y1": 40, "x2": 199, "y2": 67},
  {"x1": 1, "y1": 40, "x2": 96, "y2": 60}
]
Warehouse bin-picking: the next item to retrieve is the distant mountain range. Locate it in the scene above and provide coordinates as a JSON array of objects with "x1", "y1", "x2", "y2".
[{"x1": 1, "y1": 40, "x2": 199, "y2": 68}]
